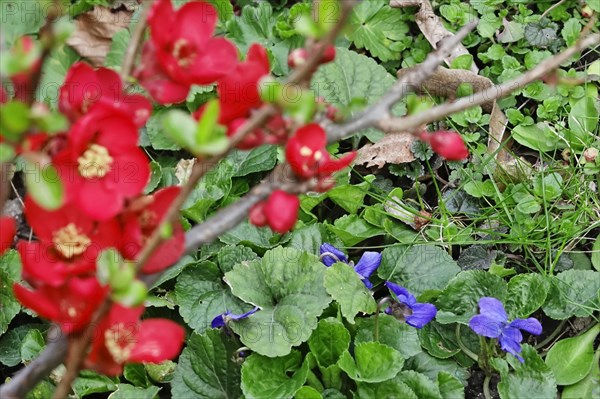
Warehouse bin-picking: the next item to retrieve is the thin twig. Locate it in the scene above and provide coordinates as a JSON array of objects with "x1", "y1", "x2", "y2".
[
  {"x1": 120, "y1": 0, "x2": 152, "y2": 81},
  {"x1": 325, "y1": 20, "x2": 477, "y2": 143},
  {"x1": 377, "y1": 33, "x2": 600, "y2": 134}
]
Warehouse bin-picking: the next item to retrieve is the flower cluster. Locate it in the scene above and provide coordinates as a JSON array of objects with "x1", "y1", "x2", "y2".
[{"x1": 136, "y1": 0, "x2": 238, "y2": 104}]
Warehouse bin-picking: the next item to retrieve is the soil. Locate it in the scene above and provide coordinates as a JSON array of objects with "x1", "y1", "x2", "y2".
[{"x1": 466, "y1": 369, "x2": 500, "y2": 399}]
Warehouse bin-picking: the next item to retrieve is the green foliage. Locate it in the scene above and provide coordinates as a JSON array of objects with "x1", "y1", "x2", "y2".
[
  {"x1": 323, "y1": 262, "x2": 376, "y2": 323},
  {"x1": 171, "y1": 330, "x2": 242, "y2": 398},
  {"x1": 0, "y1": 250, "x2": 22, "y2": 335},
  {"x1": 225, "y1": 247, "x2": 331, "y2": 356}
]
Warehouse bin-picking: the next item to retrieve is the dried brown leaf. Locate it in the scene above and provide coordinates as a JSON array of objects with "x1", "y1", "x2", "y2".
[
  {"x1": 67, "y1": 6, "x2": 132, "y2": 66},
  {"x1": 355, "y1": 132, "x2": 416, "y2": 168},
  {"x1": 390, "y1": 0, "x2": 478, "y2": 73}
]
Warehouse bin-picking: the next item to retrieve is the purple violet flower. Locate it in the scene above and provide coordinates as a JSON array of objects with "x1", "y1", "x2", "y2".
[
  {"x1": 211, "y1": 307, "x2": 260, "y2": 328},
  {"x1": 384, "y1": 282, "x2": 437, "y2": 328},
  {"x1": 319, "y1": 243, "x2": 381, "y2": 289},
  {"x1": 469, "y1": 297, "x2": 542, "y2": 362}
]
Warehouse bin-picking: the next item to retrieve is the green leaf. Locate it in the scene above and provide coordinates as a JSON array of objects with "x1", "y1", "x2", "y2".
[
  {"x1": 327, "y1": 180, "x2": 371, "y2": 214},
  {"x1": 196, "y1": 99, "x2": 228, "y2": 155},
  {"x1": 105, "y1": 28, "x2": 131, "y2": 68},
  {"x1": 124, "y1": 364, "x2": 150, "y2": 388},
  {"x1": 378, "y1": 245, "x2": 460, "y2": 297},
  {"x1": 561, "y1": 18, "x2": 581, "y2": 47},
  {"x1": 398, "y1": 370, "x2": 443, "y2": 399},
  {"x1": 144, "y1": 161, "x2": 163, "y2": 194},
  {"x1": 0, "y1": 324, "x2": 44, "y2": 366},
  {"x1": 0, "y1": 0, "x2": 46, "y2": 47},
  {"x1": 310, "y1": 47, "x2": 397, "y2": 138},
  {"x1": 0, "y1": 101, "x2": 30, "y2": 140},
  {"x1": 355, "y1": 314, "x2": 422, "y2": 359},
  {"x1": 505, "y1": 274, "x2": 549, "y2": 318},
  {"x1": 419, "y1": 322, "x2": 466, "y2": 359},
  {"x1": 545, "y1": 324, "x2": 600, "y2": 385},
  {"x1": 338, "y1": 341, "x2": 404, "y2": 383},
  {"x1": 219, "y1": 220, "x2": 284, "y2": 253},
  {"x1": 287, "y1": 224, "x2": 331, "y2": 256},
  {"x1": 356, "y1": 378, "x2": 418, "y2": 399},
  {"x1": 225, "y1": 2, "x2": 300, "y2": 75},
  {"x1": 20, "y1": 329, "x2": 44, "y2": 362},
  {"x1": 146, "y1": 361, "x2": 176, "y2": 384},
  {"x1": 108, "y1": 384, "x2": 160, "y2": 399},
  {"x1": 295, "y1": 386, "x2": 322, "y2": 399},
  {"x1": 23, "y1": 162, "x2": 64, "y2": 210},
  {"x1": 72, "y1": 370, "x2": 118, "y2": 398},
  {"x1": 224, "y1": 247, "x2": 331, "y2": 356},
  {"x1": 0, "y1": 250, "x2": 22, "y2": 335},
  {"x1": 170, "y1": 330, "x2": 242, "y2": 399},
  {"x1": 436, "y1": 371, "x2": 464, "y2": 399},
  {"x1": 496, "y1": 345, "x2": 557, "y2": 399},
  {"x1": 568, "y1": 97, "x2": 599, "y2": 147},
  {"x1": 241, "y1": 351, "x2": 310, "y2": 399},
  {"x1": 323, "y1": 262, "x2": 377, "y2": 324},
  {"x1": 228, "y1": 145, "x2": 278, "y2": 177},
  {"x1": 326, "y1": 215, "x2": 384, "y2": 247},
  {"x1": 183, "y1": 160, "x2": 235, "y2": 222},
  {"x1": 543, "y1": 270, "x2": 600, "y2": 319},
  {"x1": 161, "y1": 109, "x2": 196, "y2": 152},
  {"x1": 37, "y1": 45, "x2": 80, "y2": 106},
  {"x1": 511, "y1": 122, "x2": 565, "y2": 152},
  {"x1": 216, "y1": 245, "x2": 259, "y2": 274},
  {"x1": 592, "y1": 234, "x2": 600, "y2": 271},
  {"x1": 406, "y1": 352, "x2": 470, "y2": 387},
  {"x1": 436, "y1": 271, "x2": 508, "y2": 324},
  {"x1": 175, "y1": 261, "x2": 250, "y2": 334},
  {"x1": 524, "y1": 20, "x2": 558, "y2": 48},
  {"x1": 346, "y1": 0, "x2": 409, "y2": 61},
  {"x1": 533, "y1": 172, "x2": 563, "y2": 200},
  {"x1": 308, "y1": 318, "x2": 351, "y2": 368},
  {"x1": 561, "y1": 348, "x2": 600, "y2": 399}
]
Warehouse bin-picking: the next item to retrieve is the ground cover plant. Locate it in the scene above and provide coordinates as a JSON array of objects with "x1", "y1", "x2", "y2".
[{"x1": 0, "y1": 0, "x2": 599, "y2": 398}]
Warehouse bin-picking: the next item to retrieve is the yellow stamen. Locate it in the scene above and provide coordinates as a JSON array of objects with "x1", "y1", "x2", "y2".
[
  {"x1": 104, "y1": 323, "x2": 134, "y2": 364},
  {"x1": 300, "y1": 146, "x2": 313, "y2": 157},
  {"x1": 52, "y1": 223, "x2": 91, "y2": 259},
  {"x1": 78, "y1": 144, "x2": 113, "y2": 179}
]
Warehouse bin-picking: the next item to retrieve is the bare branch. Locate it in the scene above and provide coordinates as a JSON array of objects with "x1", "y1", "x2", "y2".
[
  {"x1": 377, "y1": 33, "x2": 600, "y2": 134},
  {"x1": 120, "y1": 0, "x2": 152, "y2": 81},
  {"x1": 0, "y1": 330, "x2": 67, "y2": 399},
  {"x1": 325, "y1": 20, "x2": 477, "y2": 143}
]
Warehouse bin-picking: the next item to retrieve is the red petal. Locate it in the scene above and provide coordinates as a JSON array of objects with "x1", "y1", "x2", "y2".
[
  {"x1": 59, "y1": 62, "x2": 100, "y2": 120},
  {"x1": 13, "y1": 283, "x2": 61, "y2": 320},
  {"x1": 0, "y1": 216, "x2": 15, "y2": 255},
  {"x1": 184, "y1": 37, "x2": 238, "y2": 85},
  {"x1": 148, "y1": 0, "x2": 176, "y2": 48},
  {"x1": 173, "y1": 1, "x2": 218, "y2": 45},
  {"x1": 247, "y1": 44, "x2": 270, "y2": 74},
  {"x1": 316, "y1": 151, "x2": 356, "y2": 177},
  {"x1": 249, "y1": 201, "x2": 267, "y2": 227},
  {"x1": 264, "y1": 191, "x2": 299, "y2": 234},
  {"x1": 129, "y1": 319, "x2": 185, "y2": 363},
  {"x1": 136, "y1": 43, "x2": 190, "y2": 104}
]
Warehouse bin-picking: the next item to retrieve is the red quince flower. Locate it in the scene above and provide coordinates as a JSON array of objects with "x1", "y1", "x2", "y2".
[
  {"x1": 13, "y1": 277, "x2": 108, "y2": 334},
  {"x1": 60, "y1": 62, "x2": 152, "y2": 128},
  {"x1": 135, "y1": 42, "x2": 191, "y2": 105},
  {"x1": 0, "y1": 216, "x2": 16, "y2": 255},
  {"x1": 137, "y1": 0, "x2": 238, "y2": 104},
  {"x1": 249, "y1": 190, "x2": 299, "y2": 233},
  {"x1": 85, "y1": 304, "x2": 185, "y2": 376},
  {"x1": 285, "y1": 123, "x2": 355, "y2": 179},
  {"x1": 121, "y1": 187, "x2": 185, "y2": 274},
  {"x1": 217, "y1": 43, "x2": 270, "y2": 122},
  {"x1": 53, "y1": 104, "x2": 150, "y2": 220},
  {"x1": 419, "y1": 130, "x2": 469, "y2": 161},
  {"x1": 224, "y1": 115, "x2": 288, "y2": 150},
  {"x1": 19, "y1": 196, "x2": 121, "y2": 286}
]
